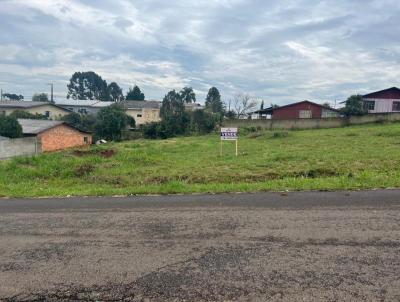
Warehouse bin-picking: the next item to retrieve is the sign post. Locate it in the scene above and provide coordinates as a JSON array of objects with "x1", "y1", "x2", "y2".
[{"x1": 220, "y1": 127, "x2": 238, "y2": 156}]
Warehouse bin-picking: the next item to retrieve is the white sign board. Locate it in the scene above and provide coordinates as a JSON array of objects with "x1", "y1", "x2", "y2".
[{"x1": 221, "y1": 128, "x2": 238, "y2": 140}]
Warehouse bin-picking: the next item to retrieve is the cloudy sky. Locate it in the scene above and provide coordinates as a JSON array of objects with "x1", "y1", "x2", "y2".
[{"x1": 0, "y1": 0, "x2": 399, "y2": 106}]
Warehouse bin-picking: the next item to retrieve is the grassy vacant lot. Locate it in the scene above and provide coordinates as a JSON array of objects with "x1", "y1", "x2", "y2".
[{"x1": 1, "y1": 122, "x2": 400, "y2": 197}]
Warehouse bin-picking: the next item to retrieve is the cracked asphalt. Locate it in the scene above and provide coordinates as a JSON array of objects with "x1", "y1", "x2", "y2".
[{"x1": 0, "y1": 190, "x2": 400, "y2": 301}]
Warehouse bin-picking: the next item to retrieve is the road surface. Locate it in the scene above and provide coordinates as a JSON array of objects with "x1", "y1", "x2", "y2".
[{"x1": 1, "y1": 190, "x2": 400, "y2": 301}]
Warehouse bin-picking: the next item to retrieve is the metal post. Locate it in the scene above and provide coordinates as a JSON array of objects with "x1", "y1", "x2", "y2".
[
  {"x1": 47, "y1": 83, "x2": 54, "y2": 102},
  {"x1": 220, "y1": 140, "x2": 223, "y2": 156},
  {"x1": 236, "y1": 140, "x2": 238, "y2": 156}
]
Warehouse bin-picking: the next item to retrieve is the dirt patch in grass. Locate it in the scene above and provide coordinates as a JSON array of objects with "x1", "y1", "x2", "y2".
[
  {"x1": 74, "y1": 163, "x2": 95, "y2": 177},
  {"x1": 73, "y1": 149, "x2": 116, "y2": 158}
]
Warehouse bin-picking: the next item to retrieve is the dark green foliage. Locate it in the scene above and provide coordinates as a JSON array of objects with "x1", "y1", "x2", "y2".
[
  {"x1": 0, "y1": 115, "x2": 23, "y2": 138},
  {"x1": 190, "y1": 110, "x2": 216, "y2": 134},
  {"x1": 341, "y1": 95, "x2": 366, "y2": 116},
  {"x1": 260, "y1": 100, "x2": 264, "y2": 110},
  {"x1": 32, "y1": 93, "x2": 49, "y2": 102},
  {"x1": 180, "y1": 87, "x2": 196, "y2": 103},
  {"x1": 142, "y1": 122, "x2": 160, "y2": 139},
  {"x1": 272, "y1": 131, "x2": 289, "y2": 138},
  {"x1": 126, "y1": 85, "x2": 145, "y2": 101},
  {"x1": 126, "y1": 115, "x2": 136, "y2": 128},
  {"x1": 67, "y1": 71, "x2": 109, "y2": 101},
  {"x1": 225, "y1": 110, "x2": 236, "y2": 119},
  {"x1": 3, "y1": 93, "x2": 23, "y2": 101},
  {"x1": 95, "y1": 104, "x2": 129, "y2": 141},
  {"x1": 61, "y1": 112, "x2": 96, "y2": 132},
  {"x1": 9, "y1": 110, "x2": 48, "y2": 120},
  {"x1": 160, "y1": 90, "x2": 185, "y2": 119},
  {"x1": 107, "y1": 82, "x2": 124, "y2": 102},
  {"x1": 205, "y1": 87, "x2": 224, "y2": 114}
]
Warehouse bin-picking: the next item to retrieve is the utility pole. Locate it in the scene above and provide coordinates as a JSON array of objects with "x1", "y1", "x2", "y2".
[{"x1": 47, "y1": 83, "x2": 54, "y2": 103}]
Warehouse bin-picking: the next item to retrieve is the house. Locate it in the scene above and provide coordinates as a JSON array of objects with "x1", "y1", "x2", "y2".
[
  {"x1": 18, "y1": 119, "x2": 92, "y2": 152},
  {"x1": 0, "y1": 101, "x2": 71, "y2": 119},
  {"x1": 184, "y1": 103, "x2": 205, "y2": 112},
  {"x1": 55, "y1": 99, "x2": 114, "y2": 115},
  {"x1": 362, "y1": 87, "x2": 400, "y2": 113},
  {"x1": 252, "y1": 100, "x2": 340, "y2": 120},
  {"x1": 122, "y1": 101, "x2": 161, "y2": 125}
]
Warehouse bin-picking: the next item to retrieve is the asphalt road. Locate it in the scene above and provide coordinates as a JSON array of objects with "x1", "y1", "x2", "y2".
[{"x1": 1, "y1": 190, "x2": 400, "y2": 301}]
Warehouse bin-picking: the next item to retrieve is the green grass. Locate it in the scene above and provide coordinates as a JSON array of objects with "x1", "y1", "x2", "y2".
[{"x1": 2, "y1": 122, "x2": 400, "y2": 197}]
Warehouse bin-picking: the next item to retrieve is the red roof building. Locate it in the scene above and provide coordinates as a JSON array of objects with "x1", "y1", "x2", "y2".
[
  {"x1": 253, "y1": 101, "x2": 340, "y2": 120},
  {"x1": 362, "y1": 87, "x2": 400, "y2": 113}
]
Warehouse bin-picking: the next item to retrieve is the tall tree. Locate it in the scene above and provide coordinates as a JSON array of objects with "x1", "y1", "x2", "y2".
[
  {"x1": 260, "y1": 100, "x2": 264, "y2": 110},
  {"x1": 67, "y1": 71, "x2": 108, "y2": 101},
  {"x1": 32, "y1": 93, "x2": 49, "y2": 102},
  {"x1": 205, "y1": 87, "x2": 224, "y2": 114},
  {"x1": 126, "y1": 85, "x2": 145, "y2": 101},
  {"x1": 3, "y1": 93, "x2": 23, "y2": 101},
  {"x1": 341, "y1": 95, "x2": 366, "y2": 116},
  {"x1": 233, "y1": 93, "x2": 257, "y2": 118},
  {"x1": 160, "y1": 90, "x2": 185, "y2": 119},
  {"x1": 107, "y1": 82, "x2": 124, "y2": 102},
  {"x1": 180, "y1": 87, "x2": 196, "y2": 103}
]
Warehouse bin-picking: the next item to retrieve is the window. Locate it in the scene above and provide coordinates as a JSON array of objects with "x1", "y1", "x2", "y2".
[
  {"x1": 45, "y1": 111, "x2": 50, "y2": 118},
  {"x1": 393, "y1": 102, "x2": 400, "y2": 111},
  {"x1": 363, "y1": 101, "x2": 375, "y2": 111},
  {"x1": 299, "y1": 110, "x2": 312, "y2": 119},
  {"x1": 137, "y1": 114, "x2": 142, "y2": 118},
  {"x1": 321, "y1": 110, "x2": 338, "y2": 118},
  {"x1": 78, "y1": 108, "x2": 88, "y2": 114},
  {"x1": 84, "y1": 137, "x2": 89, "y2": 143}
]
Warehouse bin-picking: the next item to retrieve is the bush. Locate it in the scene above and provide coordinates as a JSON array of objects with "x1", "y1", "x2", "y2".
[
  {"x1": 0, "y1": 115, "x2": 23, "y2": 138},
  {"x1": 9, "y1": 110, "x2": 48, "y2": 120},
  {"x1": 95, "y1": 104, "x2": 132, "y2": 141},
  {"x1": 272, "y1": 131, "x2": 289, "y2": 138},
  {"x1": 61, "y1": 112, "x2": 96, "y2": 132},
  {"x1": 190, "y1": 110, "x2": 216, "y2": 134}
]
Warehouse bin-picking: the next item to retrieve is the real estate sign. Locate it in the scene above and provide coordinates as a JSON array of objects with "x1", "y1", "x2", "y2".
[
  {"x1": 220, "y1": 128, "x2": 238, "y2": 140},
  {"x1": 220, "y1": 127, "x2": 238, "y2": 156}
]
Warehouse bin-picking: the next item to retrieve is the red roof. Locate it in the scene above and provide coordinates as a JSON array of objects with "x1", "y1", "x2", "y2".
[
  {"x1": 363, "y1": 87, "x2": 400, "y2": 99},
  {"x1": 273, "y1": 100, "x2": 339, "y2": 112}
]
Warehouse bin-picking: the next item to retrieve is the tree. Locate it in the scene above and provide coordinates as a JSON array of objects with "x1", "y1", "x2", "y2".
[
  {"x1": 159, "y1": 90, "x2": 190, "y2": 137},
  {"x1": 67, "y1": 71, "x2": 109, "y2": 101},
  {"x1": 233, "y1": 93, "x2": 258, "y2": 118},
  {"x1": 3, "y1": 93, "x2": 23, "y2": 101},
  {"x1": 61, "y1": 112, "x2": 97, "y2": 132},
  {"x1": 260, "y1": 100, "x2": 264, "y2": 110},
  {"x1": 107, "y1": 82, "x2": 124, "y2": 102},
  {"x1": 126, "y1": 85, "x2": 145, "y2": 101},
  {"x1": 160, "y1": 90, "x2": 185, "y2": 119},
  {"x1": 95, "y1": 104, "x2": 130, "y2": 140},
  {"x1": 225, "y1": 110, "x2": 236, "y2": 119},
  {"x1": 205, "y1": 87, "x2": 224, "y2": 114},
  {"x1": 322, "y1": 102, "x2": 331, "y2": 108},
  {"x1": 9, "y1": 110, "x2": 48, "y2": 120},
  {"x1": 180, "y1": 87, "x2": 196, "y2": 103},
  {"x1": 0, "y1": 115, "x2": 22, "y2": 138},
  {"x1": 190, "y1": 110, "x2": 216, "y2": 134},
  {"x1": 341, "y1": 95, "x2": 366, "y2": 116},
  {"x1": 32, "y1": 93, "x2": 49, "y2": 102}
]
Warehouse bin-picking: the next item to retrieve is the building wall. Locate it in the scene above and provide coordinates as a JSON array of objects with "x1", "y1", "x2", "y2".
[
  {"x1": 58, "y1": 105, "x2": 101, "y2": 115},
  {"x1": 0, "y1": 137, "x2": 41, "y2": 159},
  {"x1": 224, "y1": 112, "x2": 400, "y2": 130},
  {"x1": 0, "y1": 105, "x2": 70, "y2": 120},
  {"x1": 126, "y1": 108, "x2": 161, "y2": 125},
  {"x1": 363, "y1": 98, "x2": 400, "y2": 113},
  {"x1": 38, "y1": 124, "x2": 92, "y2": 152},
  {"x1": 272, "y1": 103, "x2": 338, "y2": 119}
]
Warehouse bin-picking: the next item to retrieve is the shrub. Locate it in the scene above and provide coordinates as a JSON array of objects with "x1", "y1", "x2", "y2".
[
  {"x1": 9, "y1": 110, "x2": 48, "y2": 120},
  {"x1": 272, "y1": 131, "x2": 289, "y2": 138},
  {"x1": 0, "y1": 115, "x2": 23, "y2": 138}
]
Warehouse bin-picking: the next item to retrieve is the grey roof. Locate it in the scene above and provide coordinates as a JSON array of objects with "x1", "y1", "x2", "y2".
[
  {"x1": 122, "y1": 101, "x2": 161, "y2": 109},
  {"x1": 0, "y1": 101, "x2": 71, "y2": 111},
  {"x1": 17, "y1": 119, "x2": 64, "y2": 135},
  {"x1": 55, "y1": 99, "x2": 114, "y2": 107}
]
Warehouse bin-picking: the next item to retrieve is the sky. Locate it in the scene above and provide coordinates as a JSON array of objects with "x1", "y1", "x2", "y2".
[{"x1": 0, "y1": 0, "x2": 399, "y2": 106}]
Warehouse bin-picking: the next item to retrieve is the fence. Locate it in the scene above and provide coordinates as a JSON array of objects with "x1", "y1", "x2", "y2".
[
  {"x1": 224, "y1": 113, "x2": 400, "y2": 130},
  {"x1": 0, "y1": 137, "x2": 41, "y2": 160}
]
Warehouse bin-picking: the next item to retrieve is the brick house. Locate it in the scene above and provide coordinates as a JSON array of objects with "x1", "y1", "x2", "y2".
[
  {"x1": 18, "y1": 119, "x2": 92, "y2": 152},
  {"x1": 253, "y1": 100, "x2": 340, "y2": 120},
  {"x1": 362, "y1": 87, "x2": 400, "y2": 113}
]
